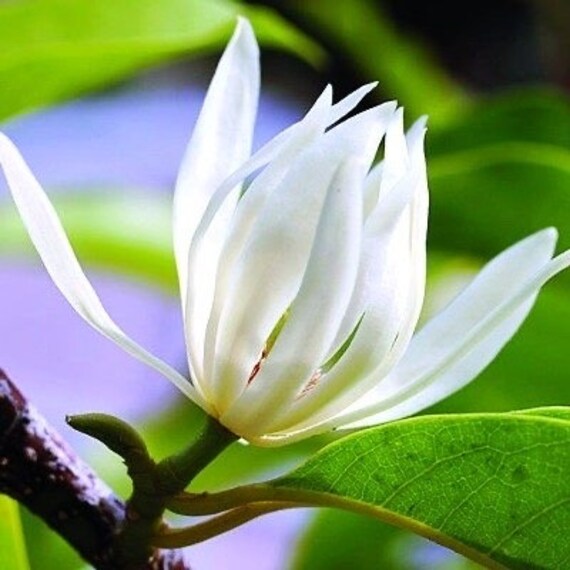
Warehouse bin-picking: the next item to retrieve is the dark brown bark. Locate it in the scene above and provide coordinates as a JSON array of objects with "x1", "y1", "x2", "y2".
[{"x1": 0, "y1": 369, "x2": 191, "y2": 569}]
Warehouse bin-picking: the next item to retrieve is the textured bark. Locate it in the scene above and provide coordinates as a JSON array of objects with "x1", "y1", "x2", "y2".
[{"x1": 0, "y1": 369, "x2": 191, "y2": 569}]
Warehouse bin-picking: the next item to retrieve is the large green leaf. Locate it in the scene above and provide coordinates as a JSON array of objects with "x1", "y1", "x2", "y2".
[
  {"x1": 293, "y1": 251, "x2": 570, "y2": 570},
  {"x1": 264, "y1": 412, "x2": 570, "y2": 569},
  {"x1": 0, "y1": 497, "x2": 29, "y2": 570},
  {"x1": 0, "y1": 0, "x2": 323, "y2": 121}
]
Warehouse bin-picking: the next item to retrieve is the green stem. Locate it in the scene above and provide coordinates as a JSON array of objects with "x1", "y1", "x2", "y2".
[
  {"x1": 154, "y1": 415, "x2": 237, "y2": 496},
  {"x1": 69, "y1": 412, "x2": 237, "y2": 568},
  {"x1": 167, "y1": 482, "x2": 506, "y2": 570},
  {"x1": 167, "y1": 484, "x2": 275, "y2": 516},
  {"x1": 116, "y1": 415, "x2": 236, "y2": 567},
  {"x1": 152, "y1": 502, "x2": 296, "y2": 549}
]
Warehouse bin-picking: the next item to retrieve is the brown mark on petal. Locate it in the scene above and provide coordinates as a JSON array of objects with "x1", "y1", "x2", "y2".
[
  {"x1": 247, "y1": 309, "x2": 291, "y2": 386},
  {"x1": 297, "y1": 369, "x2": 323, "y2": 399},
  {"x1": 247, "y1": 348, "x2": 268, "y2": 385}
]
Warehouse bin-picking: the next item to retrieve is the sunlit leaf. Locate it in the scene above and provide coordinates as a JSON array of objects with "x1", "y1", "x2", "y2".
[
  {"x1": 269, "y1": 412, "x2": 570, "y2": 570},
  {"x1": 0, "y1": 496, "x2": 29, "y2": 570},
  {"x1": 0, "y1": 0, "x2": 323, "y2": 121}
]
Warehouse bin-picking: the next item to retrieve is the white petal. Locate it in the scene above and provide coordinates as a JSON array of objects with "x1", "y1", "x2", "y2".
[
  {"x1": 363, "y1": 113, "x2": 426, "y2": 219},
  {"x1": 363, "y1": 161, "x2": 383, "y2": 218},
  {"x1": 336, "y1": 228, "x2": 567, "y2": 429},
  {"x1": 211, "y1": 105, "x2": 394, "y2": 417},
  {"x1": 0, "y1": 133, "x2": 206, "y2": 408},
  {"x1": 183, "y1": 84, "x2": 378, "y2": 389},
  {"x1": 335, "y1": 116, "x2": 427, "y2": 350},
  {"x1": 183, "y1": 86, "x2": 333, "y2": 394},
  {"x1": 225, "y1": 159, "x2": 365, "y2": 435},
  {"x1": 379, "y1": 108, "x2": 408, "y2": 193},
  {"x1": 199, "y1": 88, "x2": 334, "y2": 395},
  {"x1": 272, "y1": 123, "x2": 428, "y2": 433},
  {"x1": 327, "y1": 82, "x2": 378, "y2": 124},
  {"x1": 173, "y1": 18, "x2": 259, "y2": 304},
  {"x1": 185, "y1": 82, "x2": 382, "y2": 284}
]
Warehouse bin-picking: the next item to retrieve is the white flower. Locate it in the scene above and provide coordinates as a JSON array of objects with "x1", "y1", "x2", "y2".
[{"x1": 1, "y1": 19, "x2": 569, "y2": 446}]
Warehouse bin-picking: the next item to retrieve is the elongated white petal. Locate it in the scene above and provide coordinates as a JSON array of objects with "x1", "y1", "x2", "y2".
[
  {"x1": 361, "y1": 108, "x2": 408, "y2": 218},
  {"x1": 327, "y1": 82, "x2": 378, "y2": 124},
  {"x1": 0, "y1": 133, "x2": 205, "y2": 407},
  {"x1": 185, "y1": 83, "x2": 382, "y2": 289},
  {"x1": 173, "y1": 18, "x2": 259, "y2": 305},
  {"x1": 379, "y1": 108, "x2": 408, "y2": 192},
  {"x1": 225, "y1": 159, "x2": 365, "y2": 434},
  {"x1": 270, "y1": 121, "x2": 428, "y2": 433},
  {"x1": 210, "y1": 105, "x2": 393, "y2": 417},
  {"x1": 335, "y1": 228, "x2": 566, "y2": 429},
  {"x1": 363, "y1": 161, "x2": 383, "y2": 218},
  {"x1": 332, "y1": 116, "x2": 427, "y2": 352},
  {"x1": 184, "y1": 84, "x2": 379, "y2": 389},
  {"x1": 184, "y1": 86, "x2": 333, "y2": 393},
  {"x1": 200, "y1": 88, "x2": 334, "y2": 394}
]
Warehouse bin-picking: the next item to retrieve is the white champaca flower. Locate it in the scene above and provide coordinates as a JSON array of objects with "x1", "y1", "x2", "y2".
[{"x1": 1, "y1": 19, "x2": 569, "y2": 446}]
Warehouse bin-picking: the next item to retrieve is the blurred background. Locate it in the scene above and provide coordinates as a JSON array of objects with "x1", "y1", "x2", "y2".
[{"x1": 0, "y1": 0, "x2": 568, "y2": 568}]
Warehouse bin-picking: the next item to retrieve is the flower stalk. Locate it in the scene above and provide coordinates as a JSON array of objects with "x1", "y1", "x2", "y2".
[
  {"x1": 155, "y1": 416, "x2": 237, "y2": 496},
  {"x1": 68, "y1": 412, "x2": 236, "y2": 566}
]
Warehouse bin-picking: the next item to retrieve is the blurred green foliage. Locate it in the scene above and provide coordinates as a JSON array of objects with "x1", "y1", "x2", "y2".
[
  {"x1": 267, "y1": 0, "x2": 470, "y2": 126},
  {"x1": 0, "y1": 0, "x2": 322, "y2": 121},
  {"x1": 20, "y1": 508, "x2": 83, "y2": 570},
  {"x1": 292, "y1": 510, "x2": 479, "y2": 570}
]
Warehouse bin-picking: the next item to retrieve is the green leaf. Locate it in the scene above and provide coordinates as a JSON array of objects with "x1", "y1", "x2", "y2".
[
  {"x1": 0, "y1": 496, "x2": 29, "y2": 570},
  {"x1": 268, "y1": 412, "x2": 570, "y2": 569},
  {"x1": 0, "y1": 0, "x2": 323, "y2": 121},
  {"x1": 514, "y1": 407, "x2": 570, "y2": 422}
]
